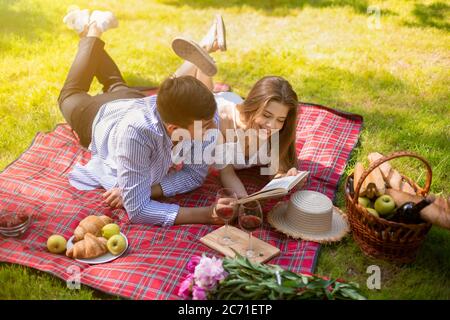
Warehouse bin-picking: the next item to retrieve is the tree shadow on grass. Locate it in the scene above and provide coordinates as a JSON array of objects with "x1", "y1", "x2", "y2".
[
  {"x1": 404, "y1": 2, "x2": 450, "y2": 32},
  {"x1": 220, "y1": 52, "x2": 449, "y2": 183},
  {"x1": 158, "y1": 0, "x2": 370, "y2": 17},
  {"x1": 218, "y1": 52, "x2": 408, "y2": 108},
  {"x1": 0, "y1": 0, "x2": 53, "y2": 52}
]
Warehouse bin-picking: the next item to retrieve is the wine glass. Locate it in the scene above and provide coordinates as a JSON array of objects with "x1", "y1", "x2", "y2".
[
  {"x1": 238, "y1": 200, "x2": 263, "y2": 259},
  {"x1": 214, "y1": 188, "x2": 238, "y2": 246}
]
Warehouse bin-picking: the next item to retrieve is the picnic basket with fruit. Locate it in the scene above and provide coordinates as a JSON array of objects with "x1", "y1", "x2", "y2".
[{"x1": 345, "y1": 151, "x2": 450, "y2": 263}]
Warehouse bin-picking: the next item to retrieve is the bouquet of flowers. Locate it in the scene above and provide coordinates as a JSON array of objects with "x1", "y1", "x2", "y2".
[{"x1": 178, "y1": 253, "x2": 366, "y2": 300}]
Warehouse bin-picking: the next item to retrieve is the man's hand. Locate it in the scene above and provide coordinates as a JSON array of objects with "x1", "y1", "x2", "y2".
[
  {"x1": 102, "y1": 188, "x2": 124, "y2": 209},
  {"x1": 102, "y1": 183, "x2": 164, "y2": 210}
]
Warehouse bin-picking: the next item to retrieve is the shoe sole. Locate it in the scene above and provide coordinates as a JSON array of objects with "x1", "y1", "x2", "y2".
[
  {"x1": 172, "y1": 37, "x2": 217, "y2": 76},
  {"x1": 216, "y1": 14, "x2": 226, "y2": 51}
]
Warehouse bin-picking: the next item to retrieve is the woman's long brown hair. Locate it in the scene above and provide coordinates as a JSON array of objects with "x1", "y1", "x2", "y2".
[{"x1": 237, "y1": 76, "x2": 299, "y2": 173}]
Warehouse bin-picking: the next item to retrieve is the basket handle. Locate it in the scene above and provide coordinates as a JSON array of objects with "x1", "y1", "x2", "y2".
[{"x1": 353, "y1": 151, "x2": 432, "y2": 202}]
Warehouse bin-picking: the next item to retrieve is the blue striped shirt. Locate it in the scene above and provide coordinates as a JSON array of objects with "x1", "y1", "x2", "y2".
[{"x1": 68, "y1": 95, "x2": 218, "y2": 226}]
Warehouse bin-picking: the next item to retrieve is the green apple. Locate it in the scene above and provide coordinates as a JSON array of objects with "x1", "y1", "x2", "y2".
[
  {"x1": 374, "y1": 195, "x2": 396, "y2": 216},
  {"x1": 358, "y1": 197, "x2": 372, "y2": 208},
  {"x1": 102, "y1": 223, "x2": 120, "y2": 239},
  {"x1": 47, "y1": 234, "x2": 67, "y2": 254},
  {"x1": 366, "y1": 208, "x2": 379, "y2": 218},
  {"x1": 107, "y1": 234, "x2": 126, "y2": 255}
]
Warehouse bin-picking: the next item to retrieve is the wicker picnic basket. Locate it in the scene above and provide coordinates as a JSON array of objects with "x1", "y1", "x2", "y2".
[{"x1": 344, "y1": 151, "x2": 433, "y2": 263}]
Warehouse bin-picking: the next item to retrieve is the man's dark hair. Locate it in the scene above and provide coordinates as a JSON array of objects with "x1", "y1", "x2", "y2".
[{"x1": 157, "y1": 75, "x2": 216, "y2": 128}]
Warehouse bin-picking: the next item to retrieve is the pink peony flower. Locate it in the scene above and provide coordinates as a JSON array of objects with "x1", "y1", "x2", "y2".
[
  {"x1": 186, "y1": 255, "x2": 202, "y2": 273},
  {"x1": 177, "y1": 273, "x2": 194, "y2": 299},
  {"x1": 214, "y1": 271, "x2": 228, "y2": 282},
  {"x1": 194, "y1": 255, "x2": 227, "y2": 290},
  {"x1": 192, "y1": 285, "x2": 207, "y2": 300},
  {"x1": 178, "y1": 255, "x2": 228, "y2": 300}
]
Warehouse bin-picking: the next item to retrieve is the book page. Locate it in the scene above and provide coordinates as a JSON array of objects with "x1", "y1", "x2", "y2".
[
  {"x1": 260, "y1": 171, "x2": 308, "y2": 192},
  {"x1": 236, "y1": 171, "x2": 309, "y2": 204},
  {"x1": 239, "y1": 189, "x2": 288, "y2": 204}
]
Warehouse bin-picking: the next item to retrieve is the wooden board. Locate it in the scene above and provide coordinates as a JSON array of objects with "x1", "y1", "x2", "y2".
[{"x1": 200, "y1": 226, "x2": 280, "y2": 264}]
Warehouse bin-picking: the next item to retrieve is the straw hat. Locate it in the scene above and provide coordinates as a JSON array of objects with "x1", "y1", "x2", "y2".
[{"x1": 268, "y1": 190, "x2": 349, "y2": 243}]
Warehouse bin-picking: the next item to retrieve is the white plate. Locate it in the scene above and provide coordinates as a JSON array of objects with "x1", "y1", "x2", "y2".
[{"x1": 66, "y1": 232, "x2": 129, "y2": 265}]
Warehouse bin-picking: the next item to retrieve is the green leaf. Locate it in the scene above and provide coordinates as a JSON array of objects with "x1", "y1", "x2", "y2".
[
  {"x1": 281, "y1": 280, "x2": 299, "y2": 288},
  {"x1": 219, "y1": 253, "x2": 366, "y2": 300}
]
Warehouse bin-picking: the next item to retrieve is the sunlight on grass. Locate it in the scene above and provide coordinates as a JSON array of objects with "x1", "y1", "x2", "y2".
[{"x1": 0, "y1": 0, "x2": 449, "y2": 299}]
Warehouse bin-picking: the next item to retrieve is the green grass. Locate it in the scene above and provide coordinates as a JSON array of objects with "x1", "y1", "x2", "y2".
[
  {"x1": 0, "y1": 264, "x2": 116, "y2": 299},
  {"x1": 1, "y1": 0, "x2": 449, "y2": 300}
]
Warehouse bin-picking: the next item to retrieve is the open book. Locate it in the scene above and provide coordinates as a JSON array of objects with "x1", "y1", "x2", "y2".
[{"x1": 236, "y1": 171, "x2": 309, "y2": 204}]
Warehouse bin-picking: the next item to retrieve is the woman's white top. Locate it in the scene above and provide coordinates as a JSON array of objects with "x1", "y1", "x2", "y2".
[{"x1": 213, "y1": 92, "x2": 267, "y2": 170}]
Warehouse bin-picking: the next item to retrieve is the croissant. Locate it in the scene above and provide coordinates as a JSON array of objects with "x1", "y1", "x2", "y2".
[
  {"x1": 66, "y1": 233, "x2": 108, "y2": 259},
  {"x1": 73, "y1": 215, "x2": 113, "y2": 242}
]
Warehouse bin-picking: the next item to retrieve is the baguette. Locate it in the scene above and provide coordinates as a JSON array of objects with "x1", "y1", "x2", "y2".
[
  {"x1": 400, "y1": 180, "x2": 416, "y2": 195},
  {"x1": 368, "y1": 152, "x2": 414, "y2": 192},
  {"x1": 353, "y1": 162, "x2": 366, "y2": 196},
  {"x1": 385, "y1": 189, "x2": 450, "y2": 230},
  {"x1": 435, "y1": 195, "x2": 450, "y2": 213},
  {"x1": 386, "y1": 170, "x2": 402, "y2": 190},
  {"x1": 368, "y1": 152, "x2": 391, "y2": 178}
]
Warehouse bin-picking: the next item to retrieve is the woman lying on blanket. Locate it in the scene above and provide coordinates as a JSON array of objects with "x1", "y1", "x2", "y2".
[{"x1": 163, "y1": 18, "x2": 300, "y2": 199}]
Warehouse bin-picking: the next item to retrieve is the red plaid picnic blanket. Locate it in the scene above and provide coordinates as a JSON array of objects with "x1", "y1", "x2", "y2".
[{"x1": 0, "y1": 102, "x2": 362, "y2": 299}]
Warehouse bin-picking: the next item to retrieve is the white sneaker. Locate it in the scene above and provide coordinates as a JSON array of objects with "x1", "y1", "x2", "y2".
[
  {"x1": 199, "y1": 14, "x2": 226, "y2": 53},
  {"x1": 63, "y1": 8, "x2": 90, "y2": 34},
  {"x1": 172, "y1": 37, "x2": 217, "y2": 76},
  {"x1": 89, "y1": 10, "x2": 118, "y2": 32}
]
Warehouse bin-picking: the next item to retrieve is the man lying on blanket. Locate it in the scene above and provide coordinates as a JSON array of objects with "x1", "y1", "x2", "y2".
[
  {"x1": 66, "y1": 75, "x2": 221, "y2": 226},
  {"x1": 58, "y1": 17, "x2": 222, "y2": 226}
]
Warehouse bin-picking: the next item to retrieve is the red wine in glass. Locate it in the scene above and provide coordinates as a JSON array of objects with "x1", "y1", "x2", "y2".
[
  {"x1": 216, "y1": 207, "x2": 235, "y2": 221},
  {"x1": 238, "y1": 200, "x2": 263, "y2": 259},
  {"x1": 239, "y1": 215, "x2": 262, "y2": 232},
  {"x1": 214, "y1": 188, "x2": 237, "y2": 246}
]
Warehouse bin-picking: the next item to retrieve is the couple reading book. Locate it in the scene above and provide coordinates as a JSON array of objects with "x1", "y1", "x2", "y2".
[{"x1": 59, "y1": 8, "x2": 307, "y2": 226}]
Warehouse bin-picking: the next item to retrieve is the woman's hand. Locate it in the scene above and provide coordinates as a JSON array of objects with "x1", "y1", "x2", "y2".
[
  {"x1": 286, "y1": 167, "x2": 298, "y2": 177},
  {"x1": 274, "y1": 167, "x2": 298, "y2": 179},
  {"x1": 102, "y1": 187, "x2": 124, "y2": 209},
  {"x1": 219, "y1": 165, "x2": 248, "y2": 200}
]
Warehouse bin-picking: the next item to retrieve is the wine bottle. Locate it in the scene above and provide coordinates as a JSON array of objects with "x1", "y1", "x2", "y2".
[
  {"x1": 347, "y1": 177, "x2": 355, "y2": 196},
  {"x1": 392, "y1": 195, "x2": 435, "y2": 224}
]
